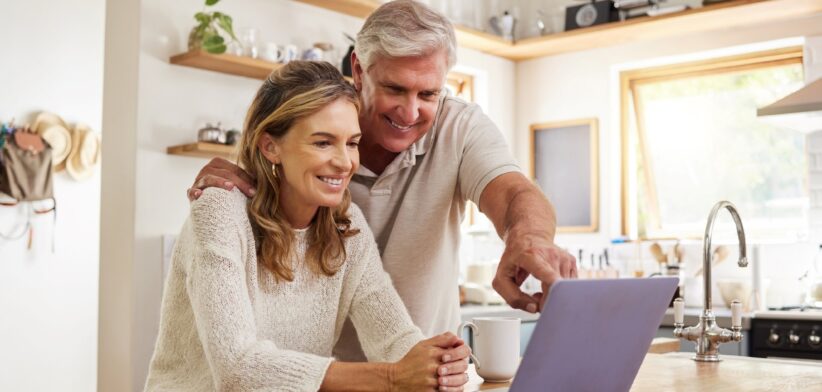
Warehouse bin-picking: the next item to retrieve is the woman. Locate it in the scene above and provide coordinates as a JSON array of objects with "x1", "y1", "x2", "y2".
[{"x1": 144, "y1": 61, "x2": 469, "y2": 391}]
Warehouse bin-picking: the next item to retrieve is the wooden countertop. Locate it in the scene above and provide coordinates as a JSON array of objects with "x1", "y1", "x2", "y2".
[{"x1": 466, "y1": 352, "x2": 822, "y2": 391}]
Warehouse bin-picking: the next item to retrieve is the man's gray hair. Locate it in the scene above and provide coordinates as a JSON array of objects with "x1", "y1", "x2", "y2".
[{"x1": 355, "y1": 0, "x2": 457, "y2": 71}]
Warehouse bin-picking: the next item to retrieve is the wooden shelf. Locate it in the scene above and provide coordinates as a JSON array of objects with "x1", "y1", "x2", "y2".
[
  {"x1": 495, "y1": 0, "x2": 822, "y2": 60},
  {"x1": 292, "y1": 0, "x2": 822, "y2": 61},
  {"x1": 170, "y1": 50, "x2": 355, "y2": 83},
  {"x1": 167, "y1": 142, "x2": 237, "y2": 160},
  {"x1": 170, "y1": 50, "x2": 282, "y2": 79},
  {"x1": 293, "y1": 0, "x2": 377, "y2": 19}
]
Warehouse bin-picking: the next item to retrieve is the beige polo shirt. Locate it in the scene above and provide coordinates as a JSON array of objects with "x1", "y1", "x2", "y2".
[{"x1": 334, "y1": 95, "x2": 520, "y2": 359}]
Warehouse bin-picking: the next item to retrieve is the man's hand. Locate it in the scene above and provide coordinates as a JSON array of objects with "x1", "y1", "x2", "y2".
[
  {"x1": 478, "y1": 172, "x2": 577, "y2": 314},
  {"x1": 492, "y1": 233, "x2": 576, "y2": 313},
  {"x1": 187, "y1": 157, "x2": 257, "y2": 201}
]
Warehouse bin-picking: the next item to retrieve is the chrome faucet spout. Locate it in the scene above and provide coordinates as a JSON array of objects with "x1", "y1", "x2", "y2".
[
  {"x1": 702, "y1": 201, "x2": 747, "y2": 311},
  {"x1": 673, "y1": 200, "x2": 747, "y2": 362}
]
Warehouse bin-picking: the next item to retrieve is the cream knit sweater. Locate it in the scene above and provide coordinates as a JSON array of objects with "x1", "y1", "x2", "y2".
[{"x1": 144, "y1": 188, "x2": 424, "y2": 392}]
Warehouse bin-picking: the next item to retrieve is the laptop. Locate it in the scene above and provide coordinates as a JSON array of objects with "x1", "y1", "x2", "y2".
[{"x1": 486, "y1": 277, "x2": 678, "y2": 392}]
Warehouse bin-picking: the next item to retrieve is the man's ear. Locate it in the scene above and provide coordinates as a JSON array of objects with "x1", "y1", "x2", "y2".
[
  {"x1": 351, "y1": 51, "x2": 363, "y2": 91},
  {"x1": 257, "y1": 133, "x2": 281, "y2": 165}
]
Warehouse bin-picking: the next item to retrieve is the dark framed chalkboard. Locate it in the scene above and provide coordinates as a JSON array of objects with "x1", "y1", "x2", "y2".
[{"x1": 529, "y1": 118, "x2": 599, "y2": 233}]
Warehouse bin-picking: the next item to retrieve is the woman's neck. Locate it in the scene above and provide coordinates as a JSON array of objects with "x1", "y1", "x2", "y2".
[{"x1": 277, "y1": 189, "x2": 317, "y2": 230}]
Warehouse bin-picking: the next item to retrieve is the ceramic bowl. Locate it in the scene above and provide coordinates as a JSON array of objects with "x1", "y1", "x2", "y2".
[{"x1": 716, "y1": 279, "x2": 752, "y2": 308}]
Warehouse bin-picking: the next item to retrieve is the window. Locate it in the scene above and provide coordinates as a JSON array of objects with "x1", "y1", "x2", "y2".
[
  {"x1": 445, "y1": 71, "x2": 474, "y2": 104},
  {"x1": 621, "y1": 47, "x2": 808, "y2": 241}
]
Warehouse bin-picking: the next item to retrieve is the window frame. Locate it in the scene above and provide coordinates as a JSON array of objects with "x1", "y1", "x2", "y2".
[{"x1": 619, "y1": 46, "x2": 805, "y2": 239}]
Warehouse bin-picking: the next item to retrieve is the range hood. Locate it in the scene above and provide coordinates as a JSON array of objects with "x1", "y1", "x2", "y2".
[{"x1": 757, "y1": 77, "x2": 822, "y2": 133}]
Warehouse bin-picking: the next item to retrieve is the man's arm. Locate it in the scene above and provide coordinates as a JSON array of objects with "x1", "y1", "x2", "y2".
[
  {"x1": 187, "y1": 157, "x2": 257, "y2": 201},
  {"x1": 478, "y1": 172, "x2": 577, "y2": 313}
]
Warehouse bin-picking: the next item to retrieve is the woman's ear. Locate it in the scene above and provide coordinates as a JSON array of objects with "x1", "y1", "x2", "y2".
[{"x1": 257, "y1": 133, "x2": 281, "y2": 164}]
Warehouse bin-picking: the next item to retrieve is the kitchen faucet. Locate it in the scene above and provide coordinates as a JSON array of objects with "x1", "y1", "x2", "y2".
[{"x1": 673, "y1": 200, "x2": 747, "y2": 362}]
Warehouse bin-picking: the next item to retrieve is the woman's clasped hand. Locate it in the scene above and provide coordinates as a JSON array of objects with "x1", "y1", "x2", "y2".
[{"x1": 392, "y1": 332, "x2": 471, "y2": 391}]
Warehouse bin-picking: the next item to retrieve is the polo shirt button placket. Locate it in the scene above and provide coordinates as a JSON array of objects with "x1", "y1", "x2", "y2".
[{"x1": 370, "y1": 178, "x2": 391, "y2": 196}]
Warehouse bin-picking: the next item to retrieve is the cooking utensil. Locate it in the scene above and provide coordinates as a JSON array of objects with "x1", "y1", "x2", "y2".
[
  {"x1": 673, "y1": 242, "x2": 685, "y2": 264},
  {"x1": 649, "y1": 242, "x2": 667, "y2": 264},
  {"x1": 197, "y1": 122, "x2": 225, "y2": 144},
  {"x1": 694, "y1": 245, "x2": 729, "y2": 277}
]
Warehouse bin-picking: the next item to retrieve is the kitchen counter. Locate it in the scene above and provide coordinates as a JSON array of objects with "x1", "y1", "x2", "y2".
[
  {"x1": 466, "y1": 352, "x2": 822, "y2": 391},
  {"x1": 460, "y1": 304, "x2": 540, "y2": 323}
]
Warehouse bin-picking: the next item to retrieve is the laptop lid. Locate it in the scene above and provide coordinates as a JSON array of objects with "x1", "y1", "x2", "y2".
[{"x1": 506, "y1": 277, "x2": 678, "y2": 392}]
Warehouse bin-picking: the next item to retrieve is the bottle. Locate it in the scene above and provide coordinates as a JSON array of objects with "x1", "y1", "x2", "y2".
[
  {"x1": 577, "y1": 249, "x2": 590, "y2": 279},
  {"x1": 806, "y1": 244, "x2": 822, "y2": 307},
  {"x1": 595, "y1": 255, "x2": 606, "y2": 279}
]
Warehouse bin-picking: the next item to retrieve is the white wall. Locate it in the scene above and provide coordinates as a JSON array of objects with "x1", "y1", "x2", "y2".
[
  {"x1": 514, "y1": 15, "x2": 822, "y2": 304},
  {"x1": 456, "y1": 47, "x2": 516, "y2": 144},
  {"x1": 0, "y1": 0, "x2": 104, "y2": 391},
  {"x1": 120, "y1": 0, "x2": 515, "y2": 389}
]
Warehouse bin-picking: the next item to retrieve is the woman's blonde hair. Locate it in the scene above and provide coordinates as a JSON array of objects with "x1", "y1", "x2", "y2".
[{"x1": 238, "y1": 61, "x2": 360, "y2": 282}]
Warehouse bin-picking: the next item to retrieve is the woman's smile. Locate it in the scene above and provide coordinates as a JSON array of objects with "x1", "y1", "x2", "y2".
[{"x1": 267, "y1": 98, "x2": 361, "y2": 228}]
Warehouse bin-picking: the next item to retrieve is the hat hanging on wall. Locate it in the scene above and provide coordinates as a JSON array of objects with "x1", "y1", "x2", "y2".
[
  {"x1": 33, "y1": 112, "x2": 72, "y2": 172},
  {"x1": 65, "y1": 123, "x2": 101, "y2": 181}
]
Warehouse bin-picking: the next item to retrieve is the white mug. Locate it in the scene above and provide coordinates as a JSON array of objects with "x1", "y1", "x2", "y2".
[
  {"x1": 301, "y1": 47, "x2": 323, "y2": 61},
  {"x1": 458, "y1": 317, "x2": 520, "y2": 382},
  {"x1": 260, "y1": 43, "x2": 284, "y2": 63},
  {"x1": 282, "y1": 44, "x2": 299, "y2": 63}
]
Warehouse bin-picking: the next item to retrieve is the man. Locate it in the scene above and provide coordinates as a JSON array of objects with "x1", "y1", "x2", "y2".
[{"x1": 189, "y1": 0, "x2": 576, "y2": 359}]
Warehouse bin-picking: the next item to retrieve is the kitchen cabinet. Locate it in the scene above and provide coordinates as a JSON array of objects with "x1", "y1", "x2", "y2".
[{"x1": 519, "y1": 321, "x2": 537, "y2": 357}]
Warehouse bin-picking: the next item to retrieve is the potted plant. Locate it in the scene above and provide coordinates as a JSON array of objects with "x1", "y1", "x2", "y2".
[{"x1": 188, "y1": 0, "x2": 237, "y2": 54}]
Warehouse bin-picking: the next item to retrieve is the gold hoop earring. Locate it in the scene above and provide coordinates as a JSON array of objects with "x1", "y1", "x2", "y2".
[{"x1": 271, "y1": 164, "x2": 278, "y2": 179}]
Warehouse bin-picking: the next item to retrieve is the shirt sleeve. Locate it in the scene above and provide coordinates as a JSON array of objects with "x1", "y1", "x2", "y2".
[
  {"x1": 186, "y1": 188, "x2": 332, "y2": 392},
  {"x1": 455, "y1": 101, "x2": 521, "y2": 204},
  {"x1": 345, "y1": 206, "x2": 425, "y2": 363}
]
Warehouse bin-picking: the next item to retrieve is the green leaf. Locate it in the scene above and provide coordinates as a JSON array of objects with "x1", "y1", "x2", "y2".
[
  {"x1": 202, "y1": 26, "x2": 220, "y2": 39},
  {"x1": 194, "y1": 12, "x2": 211, "y2": 24},
  {"x1": 204, "y1": 43, "x2": 227, "y2": 54},
  {"x1": 214, "y1": 13, "x2": 237, "y2": 41},
  {"x1": 203, "y1": 35, "x2": 225, "y2": 46},
  {"x1": 205, "y1": 0, "x2": 220, "y2": 6}
]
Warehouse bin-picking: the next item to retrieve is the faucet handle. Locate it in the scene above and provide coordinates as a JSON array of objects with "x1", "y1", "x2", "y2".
[
  {"x1": 674, "y1": 298, "x2": 684, "y2": 325},
  {"x1": 731, "y1": 299, "x2": 742, "y2": 329}
]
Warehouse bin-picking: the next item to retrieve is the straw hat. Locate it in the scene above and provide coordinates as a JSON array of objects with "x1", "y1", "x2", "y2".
[
  {"x1": 65, "y1": 123, "x2": 101, "y2": 181},
  {"x1": 33, "y1": 112, "x2": 72, "y2": 172}
]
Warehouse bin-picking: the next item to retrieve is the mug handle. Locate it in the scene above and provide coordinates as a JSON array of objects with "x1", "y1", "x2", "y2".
[{"x1": 457, "y1": 321, "x2": 481, "y2": 370}]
